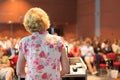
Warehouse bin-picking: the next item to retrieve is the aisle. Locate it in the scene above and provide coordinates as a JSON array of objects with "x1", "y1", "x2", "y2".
[
  {"x1": 87, "y1": 75, "x2": 108, "y2": 80},
  {"x1": 87, "y1": 72, "x2": 120, "y2": 80}
]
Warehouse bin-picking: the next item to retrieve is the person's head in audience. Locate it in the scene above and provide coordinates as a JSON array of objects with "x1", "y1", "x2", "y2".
[
  {"x1": 113, "y1": 39, "x2": 118, "y2": 45},
  {"x1": 93, "y1": 36, "x2": 99, "y2": 42},
  {"x1": 85, "y1": 37, "x2": 92, "y2": 47}
]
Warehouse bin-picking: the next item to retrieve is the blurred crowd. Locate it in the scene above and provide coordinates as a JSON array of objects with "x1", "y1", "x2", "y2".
[
  {"x1": 0, "y1": 35, "x2": 120, "y2": 79},
  {"x1": 65, "y1": 36, "x2": 119, "y2": 57},
  {"x1": 0, "y1": 36, "x2": 21, "y2": 80},
  {"x1": 0, "y1": 36, "x2": 21, "y2": 57},
  {"x1": 64, "y1": 36, "x2": 120, "y2": 75}
]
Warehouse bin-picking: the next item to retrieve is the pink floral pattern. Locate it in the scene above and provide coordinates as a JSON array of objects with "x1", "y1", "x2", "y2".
[{"x1": 19, "y1": 31, "x2": 64, "y2": 80}]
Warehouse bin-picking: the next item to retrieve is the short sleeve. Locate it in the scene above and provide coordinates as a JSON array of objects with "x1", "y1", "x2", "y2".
[{"x1": 57, "y1": 37, "x2": 65, "y2": 52}]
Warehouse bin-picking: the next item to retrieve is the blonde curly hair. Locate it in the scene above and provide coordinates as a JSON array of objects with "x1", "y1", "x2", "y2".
[{"x1": 23, "y1": 7, "x2": 50, "y2": 33}]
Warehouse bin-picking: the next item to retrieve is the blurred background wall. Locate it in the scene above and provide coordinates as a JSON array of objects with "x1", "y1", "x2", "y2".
[{"x1": 0, "y1": 0, "x2": 120, "y2": 41}]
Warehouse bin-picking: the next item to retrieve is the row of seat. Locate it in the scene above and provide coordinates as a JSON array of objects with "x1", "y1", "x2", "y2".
[{"x1": 99, "y1": 53, "x2": 120, "y2": 69}]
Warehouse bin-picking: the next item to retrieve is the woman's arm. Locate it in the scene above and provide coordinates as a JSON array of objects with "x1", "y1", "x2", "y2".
[
  {"x1": 16, "y1": 53, "x2": 26, "y2": 78},
  {"x1": 60, "y1": 47, "x2": 70, "y2": 77}
]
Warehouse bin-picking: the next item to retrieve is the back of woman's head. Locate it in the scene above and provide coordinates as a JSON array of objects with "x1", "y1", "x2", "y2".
[{"x1": 23, "y1": 7, "x2": 50, "y2": 33}]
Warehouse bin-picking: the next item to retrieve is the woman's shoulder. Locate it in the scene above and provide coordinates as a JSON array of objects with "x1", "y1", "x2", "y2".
[
  {"x1": 47, "y1": 34, "x2": 63, "y2": 42},
  {"x1": 19, "y1": 35, "x2": 31, "y2": 44},
  {"x1": 46, "y1": 34, "x2": 65, "y2": 47}
]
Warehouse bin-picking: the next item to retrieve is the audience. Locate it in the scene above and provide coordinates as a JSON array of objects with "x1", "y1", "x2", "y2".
[
  {"x1": 0, "y1": 34, "x2": 119, "y2": 78},
  {"x1": 0, "y1": 45, "x2": 14, "y2": 80},
  {"x1": 65, "y1": 37, "x2": 120, "y2": 75}
]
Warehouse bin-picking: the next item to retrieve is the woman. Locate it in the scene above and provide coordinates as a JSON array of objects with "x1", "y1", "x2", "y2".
[
  {"x1": 17, "y1": 7, "x2": 70, "y2": 80},
  {"x1": 80, "y1": 38, "x2": 97, "y2": 75}
]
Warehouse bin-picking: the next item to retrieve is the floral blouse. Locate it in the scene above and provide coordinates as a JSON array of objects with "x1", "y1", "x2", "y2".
[{"x1": 19, "y1": 31, "x2": 65, "y2": 80}]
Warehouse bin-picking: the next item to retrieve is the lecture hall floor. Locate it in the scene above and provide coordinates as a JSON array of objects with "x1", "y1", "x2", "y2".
[{"x1": 87, "y1": 73, "x2": 120, "y2": 80}]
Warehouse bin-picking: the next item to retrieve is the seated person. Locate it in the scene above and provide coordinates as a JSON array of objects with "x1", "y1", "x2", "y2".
[
  {"x1": 0, "y1": 46, "x2": 14, "y2": 80},
  {"x1": 69, "y1": 40, "x2": 81, "y2": 57},
  {"x1": 101, "y1": 40, "x2": 114, "y2": 69},
  {"x1": 112, "y1": 39, "x2": 120, "y2": 54},
  {"x1": 93, "y1": 39, "x2": 107, "y2": 70},
  {"x1": 101, "y1": 39, "x2": 113, "y2": 54},
  {"x1": 80, "y1": 38, "x2": 98, "y2": 75}
]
